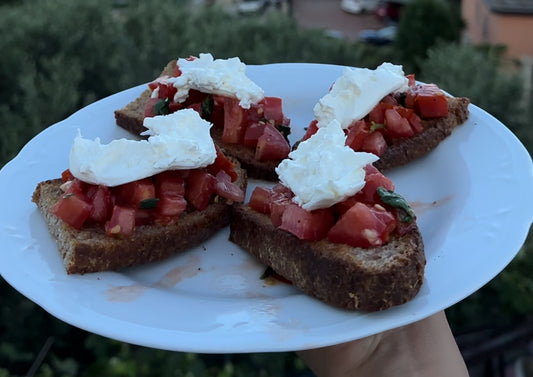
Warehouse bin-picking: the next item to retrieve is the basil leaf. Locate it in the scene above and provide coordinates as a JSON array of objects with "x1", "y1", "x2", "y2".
[
  {"x1": 140, "y1": 198, "x2": 159, "y2": 209},
  {"x1": 202, "y1": 95, "x2": 214, "y2": 119},
  {"x1": 376, "y1": 187, "x2": 415, "y2": 223},
  {"x1": 154, "y1": 98, "x2": 170, "y2": 115}
]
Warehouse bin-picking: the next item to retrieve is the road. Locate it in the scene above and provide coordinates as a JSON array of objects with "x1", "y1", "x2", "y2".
[{"x1": 291, "y1": 0, "x2": 383, "y2": 41}]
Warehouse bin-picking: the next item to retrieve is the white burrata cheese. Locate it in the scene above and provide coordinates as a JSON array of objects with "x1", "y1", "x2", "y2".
[
  {"x1": 276, "y1": 120, "x2": 378, "y2": 211},
  {"x1": 166, "y1": 53, "x2": 264, "y2": 109},
  {"x1": 69, "y1": 109, "x2": 216, "y2": 187},
  {"x1": 314, "y1": 62, "x2": 409, "y2": 129}
]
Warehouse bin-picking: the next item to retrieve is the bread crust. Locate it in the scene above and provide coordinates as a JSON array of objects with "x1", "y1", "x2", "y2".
[
  {"x1": 229, "y1": 204, "x2": 425, "y2": 312},
  {"x1": 32, "y1": 163, "x2": 247, "y2": 274}
]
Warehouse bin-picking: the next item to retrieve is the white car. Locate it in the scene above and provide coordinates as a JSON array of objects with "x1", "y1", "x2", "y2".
[
  {"x1": 341, "y1": 0, "x2": 380, "y2": 14},
  {"x1": 238, "y1": 0, "x2": 267, "y2": 13}
]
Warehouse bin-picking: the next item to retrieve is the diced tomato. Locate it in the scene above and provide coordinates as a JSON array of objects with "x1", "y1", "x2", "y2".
[
  {"x1": 415, "y1": 86, "x2": 449, "y2": 118},
  {"x1": 327, "y1": 202, "x2": 396, "y2": 248},
  {"x1": 135, "y1": 208, "x2": 154, "y2": 226},
  {"x1": 144, "y1": 97, "x2": 160, "y2": 118},
  {"x1": 396, "y1": 107, "x2": 423, "y2": 134},
  {"x1": 356, "y1": 165, "x2": 395, "y2": 203},
  {"x1": 61, "y1": 169, "x2": 74, "y2": 183},
  {"x1": 62, "y1": 178, "x2": 87, "y2": 196},
  {"x1": 249, "y1": 186, "x2": 272, "y2": 214},
  {"x1": 243, "y1": 121, "x2": 266, "y2": 147},
  {"x1": 345, "y1": 120, "x2": 370, "y2": 151},
  {"x1": 368, "y1": 102, "x2": 393, "y2": 126},
  {"x1": 86, "y1": 185, "x2": 113, "y2": 223},
  {"x1": 278, "y1": 204, "x2": 335, "y2": 241},
  {"x1": 147, "y1": 75, "x2": 170, "y2": 91},
  {"x1": 185, "y1": 169, "x2": 216, "y2": 210},
  {"x1": 155, "y1": 82, "x2": 177, "y2": 100},
  {"x1": 333, "y1": 195, "x2": 360, "y2": 217},
  {"x1": 154, "y1": 171, "x2": 185, "y2": 197},
  {"x1": 406, "y1": 73, "x2": 416, "y2": 87},
  {"x1": 261, "y1": 97, "x2": 285, "y2": 125},
  {"x1": 206, "y1": 146, "x2": 238, "y2": 182},
  {"x1": 360, "y1": 131, "x2": 388, "y2": 156},
  {"x1": 302, "y1": 120, "x2": 319, "y2": 141},
  {"x1": 105, "y1": 205, "x2": 136, "y2": 237},
  {"x1": 255, "y1": 123, "x2": 290, "y2": 161},
  {"x1": 117, "y1": 178, "x2": 156, "y2": 208},
  {"x1": 214, "y1": 170, "x2": 245, "y2": 203},
  {"x1": 269, "y1": 190, "x2": 292, "y2": 228},
  {"x1": 209, "y1": 95, "x2": 226, "y2": 127},
  {"x1": 157, "y1": 194, "x2": 187, "y2": 217},
  {"x1": 51, "y1": 193, "x2": 93, "y2": 229},
  {"x1": 222, "y1": 97, "x2": 246, "y2": 144},
  {"x1": 385, "y1": 108, "x2": 414, "y2": 138},
  {"x1": 405, "y1": 84, "x2": 449, "y2": 118},
  {"x1": 187, "y1": 102, "x2": 203, "y2": 116}
]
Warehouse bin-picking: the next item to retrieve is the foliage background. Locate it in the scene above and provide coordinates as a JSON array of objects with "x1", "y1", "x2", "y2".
[{"x1": 0, "y1": 0, "x2": 531, "y2": 375}]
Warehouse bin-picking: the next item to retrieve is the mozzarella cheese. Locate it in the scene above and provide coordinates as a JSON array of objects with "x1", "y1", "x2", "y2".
[
  {"x1": 69, "y1": 109, "x2": 216, "y2": 187},
  {"x1": 165, "y1": 53, "x2": 264, "y2": 109},
  {"x1": 314, "y1": 62, "x2": 409, "y2": 129},
  {"x1": 276, "y1": 120, "x2": 378, "y2": 211}
]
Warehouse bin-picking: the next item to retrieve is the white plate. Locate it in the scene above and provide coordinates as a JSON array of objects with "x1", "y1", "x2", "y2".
[{"x1": 0, "y1": 63, "x2": 532, "y2": 353}]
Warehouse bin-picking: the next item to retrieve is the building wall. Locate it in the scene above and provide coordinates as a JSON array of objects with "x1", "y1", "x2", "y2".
[{"x1": 462, "y1": 0, "x2": 533, "y2": 59}]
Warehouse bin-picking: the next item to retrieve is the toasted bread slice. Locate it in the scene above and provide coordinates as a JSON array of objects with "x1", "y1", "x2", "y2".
[
  {"x1": 229, "y1": 204, "x2": 425, "y2": 312},
  {"x1": 374, "y1": 96, "x2": 470, "y2": 171},
  {"x1": 32, "y1": 162, "x2": 247, "y2": 275},
  {"x1": 114, "y1": 60, "x2": 282, "y2": 181}
]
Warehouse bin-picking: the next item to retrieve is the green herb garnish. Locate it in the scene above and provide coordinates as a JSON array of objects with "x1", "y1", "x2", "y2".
[
  {"x1": 370, "y1": 121, "x2": 385, "y2": 132},
  {"x1": 139, "y1": 198, "x2": 159, "y2": 209},
  {"x1": 201, "y1": 95, "x2": 214, "y2": 119},
  {"x1": 376, "y1": 187, "x2": 415, "y2": 223},
  {"x1": 154, "y1": 98, "x2": 170, "y2": 115}
]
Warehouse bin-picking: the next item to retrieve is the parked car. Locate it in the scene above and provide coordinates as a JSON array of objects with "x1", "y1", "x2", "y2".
[
  {"x1": 358, "y1": 25, "x2": 397, "y2": 45},
  {"x1": 238, "y1": 0, "x2": 283, "y2": 13},
  {"x1": 341, "y1": 0, "x2": 380, "y2": 14},
  {"x1": 375, "y1": 0, "x2": 405, "y2": 22},
  {"x1": 238, "y1": 0, "x2": 267, "y2": 13}
]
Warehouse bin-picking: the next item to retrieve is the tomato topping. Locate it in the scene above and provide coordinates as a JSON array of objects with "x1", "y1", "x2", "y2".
[
  {"x1": 243, "y1": 121, "x2": 266, "y2": 147},
  {"x1": 385, "y1": 108, "x2": 415, "y2": 138},
  {"x1": 278, "y1": 204, "x2": 335, "y2": 241},
  {"x1": 185, "y1": 169, "x2": 216, "y2": 211},
  {"x1": 302, "y1": 120, "x2": 319, "y2": 141},
  {"x1": 157, "y1": 194, "x2": 187, "y2": 218},
  {"x1": 361, "y1": 130, "x2": 387, "y2": 156},
  {"x1": 214, "y1": 170, "x2": 245, "y2": 203},
  {"x1": 86, "y1": 185, "x2": 113, "y2": 224},
  {"x1": 206, "y1": 146, "x2": 238, "y2": 182},
  {"x1": 222, "y1": 97, "x2": 246, "y2": 144},
  {"x1": 345, "y1": 120, "x2": 370, "y2": 151},
  {"x1": 261, "y1": 97, "x2": 285, "y2": 125},
  {"x1": 327, "y1": 202, "x2": 396, "y2": 248},
  {"x1": 51, "y1": 193, "x2": 93, "y2": 229},
  {"x1": 255, "y1": 123, "x2": 290, "y2": 161},
  {"x1": 356, "y1": 165, "x2": 395, "y2": 203},
  {"x1": 105, "y1": 206, "x2": 136, "y2": 237},
  {"x1": 405, "y1": 84, "x2": 449, "y2": 118},
  {"x1": 249, "y1": 186, "x2": 272, "y2": 214},
  {"x1": 154, "y1": 171, "x2": 186, "y2": 197},
  {"x1": 61, "y1": 169, "x2": 74, "y2": 183},
  {"x1": 116, "y1": 178, "x2": 156, "y2": 208}
]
